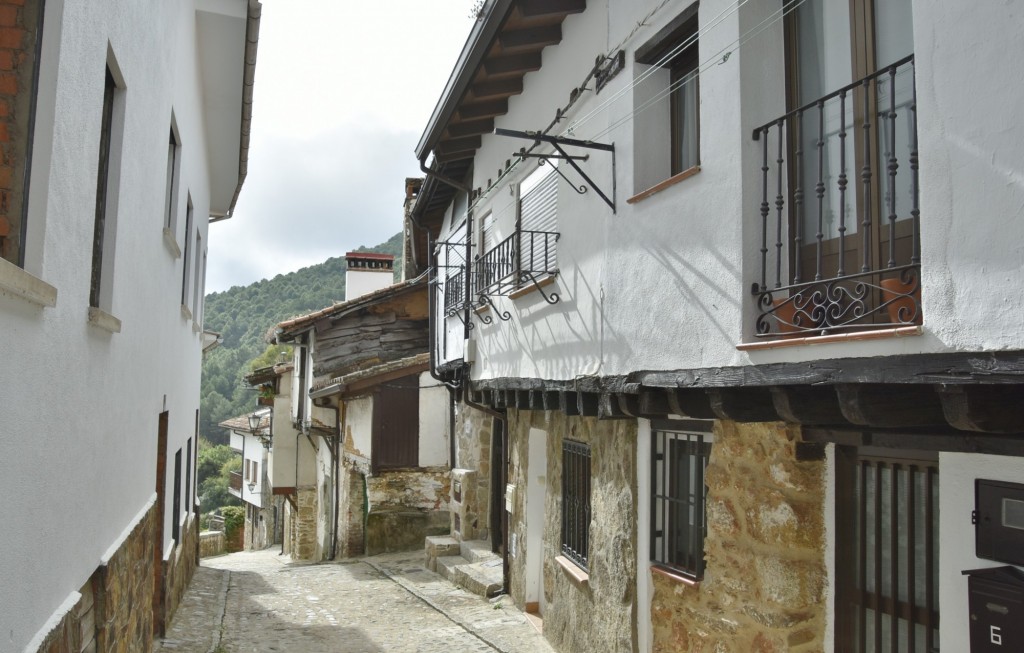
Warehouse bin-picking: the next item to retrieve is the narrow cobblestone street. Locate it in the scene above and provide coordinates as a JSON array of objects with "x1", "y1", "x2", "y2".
[{"x1": 157, "y1": 549, "x2": 554, "y2": 653}]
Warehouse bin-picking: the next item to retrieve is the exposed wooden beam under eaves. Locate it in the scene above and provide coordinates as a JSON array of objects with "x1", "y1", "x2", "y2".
[
  {"x1": 457, "y1": 99, "x2": 509, "y2": 121},
  {"x1": 519, "y1": 0, "x2": 586, "y2": 19},
  {"x1": 446, "y1": 118, "x2": 495, "y2": 139},
  {"x1": 498, "y1": 25, "x2": 562, "y2": 52},
  {"x1": 483, "y1": 52, "x2": 542, "y2": 77},
  {"x1": 469, "y1": 78, "x2": 524, "y2": 101},
  {"x1": 434, "y1": 135, "x2": 482, "y2": 158}
]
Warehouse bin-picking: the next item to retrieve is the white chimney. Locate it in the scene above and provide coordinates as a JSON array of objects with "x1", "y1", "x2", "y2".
[{"x1": 345, "y1": 252, "x2": 395, "y2": 301}]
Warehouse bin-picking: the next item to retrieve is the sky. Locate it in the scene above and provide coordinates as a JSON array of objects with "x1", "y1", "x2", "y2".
[{"x1": 206, "y1": 0, "x2": 477, "y2": 294}]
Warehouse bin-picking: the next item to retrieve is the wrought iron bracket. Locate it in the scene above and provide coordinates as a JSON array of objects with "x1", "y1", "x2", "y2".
[
  {"x1": 477, "y1": 293, "x2": 512, "y2": 322},
  {"x1": 495, "y1": 128, "x2": 616, "y2": 214},
  {"x1": 518, "y1": 271, "x2": 560, "y2": 305}
]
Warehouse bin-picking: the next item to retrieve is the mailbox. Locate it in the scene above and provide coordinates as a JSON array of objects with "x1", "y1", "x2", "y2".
[
  {"x1": 962, "y1": 566, "x2": 1024, "y2": 652},
  {"x1": 975, "y1": 479, "x2": 1024, "y2": 566}
]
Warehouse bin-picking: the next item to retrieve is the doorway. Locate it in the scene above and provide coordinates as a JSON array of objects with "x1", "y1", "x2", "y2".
[{"x1": 524, "y1": 427, "x2": 548, "y2": 617}]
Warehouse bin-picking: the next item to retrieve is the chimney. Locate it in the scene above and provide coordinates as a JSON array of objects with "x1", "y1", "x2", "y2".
[{"x1": 345, "y1": 252, "x2": 395, "y2": 301}]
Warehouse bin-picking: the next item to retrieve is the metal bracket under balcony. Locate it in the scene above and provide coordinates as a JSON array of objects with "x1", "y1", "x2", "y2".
[
  {"x1": 494, "y1": 128, "x2": 616, "y2": 213},
  {"x1": 473, "y1": 228, "x2": 561, "y2": 324}
]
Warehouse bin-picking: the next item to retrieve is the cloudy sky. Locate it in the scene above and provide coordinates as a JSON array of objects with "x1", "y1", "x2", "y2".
[{"x1": 206, "y1": 0, "x2": 477, "y2": 293}]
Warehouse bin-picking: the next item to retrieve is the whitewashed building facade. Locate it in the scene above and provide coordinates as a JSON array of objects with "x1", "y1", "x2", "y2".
[
  {"x1": 0, "y1": 1, "x2": 260, "y2": 650},
  {"x1": 415, "y1": 0, "x2": 1024, "y2": 651}
]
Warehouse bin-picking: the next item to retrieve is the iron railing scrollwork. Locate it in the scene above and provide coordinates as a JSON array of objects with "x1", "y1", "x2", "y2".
[
  {"x1": 752, "y1": 55, "x2": 921, "y2": 337},
  {"x1": 473, "y1": 228, "x2": 561, "y2": 308}
]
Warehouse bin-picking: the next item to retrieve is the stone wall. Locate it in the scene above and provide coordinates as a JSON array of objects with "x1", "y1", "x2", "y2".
[
  {"x1": 363, "y1": 467, "x2": 451, "y2": 555},
  {"x1": 199, "y1": 531, "x2": 224, "y2": 558},
  {"x1": 453, "y1": 403, "x2": 492, "y2": 540},
  {"x1": 290, "y1": 487, "x2": 317, "y2": 560},
  {"x1": 651, "y1": 421, "x2": 826, "y2": 652},
  {"x1": 338, "y1": 462, "x2": 366, "y2": 558},
  {"x1": 161, "y1": 513, "x2": 199, "y2": 637},
  {"x1": 37, "y1": 504, "x2": 157, "y2": 653},
  {"x1": 507, "y1": 409, "x2": 638, "y2": 653}
]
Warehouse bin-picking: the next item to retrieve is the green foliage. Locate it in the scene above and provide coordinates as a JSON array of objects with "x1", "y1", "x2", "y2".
[
  {"x1": 248, "y1": 343, "x2": 293, "y2": 372},
  {"x1": 221, "y1": 505, "x2": 246, "y2": 553},
  {"x1": 197, "y1": 440, "x2": 241, "y2": 514},
  {"x1": 200, "y1": 233, "x2": 403, "y2": 444}
]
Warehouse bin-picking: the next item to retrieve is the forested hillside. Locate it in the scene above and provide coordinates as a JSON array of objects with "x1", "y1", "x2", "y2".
[{"x1": 200, "y1": 232, "x2": 403, "y2": 443}]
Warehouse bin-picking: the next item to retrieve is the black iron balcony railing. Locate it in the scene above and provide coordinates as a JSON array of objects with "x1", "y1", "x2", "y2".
[
  {"x1": 229, "y1": 471, "x2": 242, "y2": 492},
  {"x1": 752, "y1": 55, "x2": 921, "y2": 337},
  {"x1": 443, "y1": 267, "x2": 466, "y2": 317},
  {"x1": 474, "y1": 228, "x2": 560, "y2": 304}
]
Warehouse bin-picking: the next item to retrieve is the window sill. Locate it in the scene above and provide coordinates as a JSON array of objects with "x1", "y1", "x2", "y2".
[
  {"x1": 0, "y1": 257, "x2": 57, "y2": 307},
  {"x1": 736, "y1": 325, "x2": 922, "y2": 351},
  {"x1": 509, "y1": 274, "x2": 556, "y2": 300},
  {"x1": 628, "y1": 165, "x2": 701, "y2": 205},
  {"x1": 180, "y1": 303, "x2": 193, "y2": 321},
  {"x1": 650, "y1": 564, "x2": 701, "y2": 587},
  {"x1": 555, "y1": 555, "x2": 589, "y2": 588},
  {"x1": 88, "y1": 307, "x2": 122, "y2": 333},
  {"x1": 162, "y1": 228, "x2": 181, "y2": 259},
  {"x1": 192, "y1": 320, "x2": 202, "y2": 333}
]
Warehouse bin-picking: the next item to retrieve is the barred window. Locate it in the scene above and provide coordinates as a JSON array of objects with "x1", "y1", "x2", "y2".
[
  {"x1": 561, "y1": 439, "x2": 591, "y2": 570},
  {"x1": 651, "y1": 420, "x2": 712, "y2": 579}
]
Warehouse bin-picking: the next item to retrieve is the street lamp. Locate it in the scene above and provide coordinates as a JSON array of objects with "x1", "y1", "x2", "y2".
[{"x1": 248, "y1": 410, "x2": 272, "y2": 449}]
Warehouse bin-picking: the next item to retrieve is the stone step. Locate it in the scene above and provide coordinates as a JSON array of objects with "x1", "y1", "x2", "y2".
[
  {"x1": 451, "y1": 558, "x2": 503, "y2": 598},
  {"x1": 435, "y1": 555, "x2": 465, "y2": 581},
  {"x1": 460, "y1": 538, "x2": 500, "y2": 564},
  {"x1": 424, "y1": 535, "x2": 460, "y2": 571}
]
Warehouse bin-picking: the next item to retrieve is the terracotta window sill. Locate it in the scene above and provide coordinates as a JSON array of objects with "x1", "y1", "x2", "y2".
[
  {"x1": 628, "y1": 166, "x2": 701, "y2": 204},
  {"x1": 737, "y1": 325, "x2": 922, "y2": 351},
  {"x1": 555, "y1": 555, "x2": 589, "y2": 588},
  {"x1": 651, "y1": 564, "x2": 701, "y2": 587},
  {"x1": 0, "y1": 258, "x2": 57, "y2": 307}
]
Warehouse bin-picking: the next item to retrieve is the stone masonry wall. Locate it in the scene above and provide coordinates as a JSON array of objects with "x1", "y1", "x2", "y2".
[
  {"x1": 162, "y1": 513, "x2": 199, "y2": 637},
  {"x1": 364, "y1": 468, "x2": 451, "y2": 555},
  {"x1": 38, "y1": 503, "x2": 157, "y2": 653},
  {"x1": 651, "y1": 421, "x2": 827, "y2": 652},
  {"x1": 453, "y1": 403, "x2": 492, "y2": 540},
  {"x1": 507, "y1": 409, "x2": 638, "y2": 653},
  {"x1": 291, "y1": 487, "x2": 318, "y2": 560},
  {"x1": 338, "y1": 462, "x2": 366, "y2": 558},
  {"x1": 199, "y1": 531, "x2": 224, "y2": 558}
]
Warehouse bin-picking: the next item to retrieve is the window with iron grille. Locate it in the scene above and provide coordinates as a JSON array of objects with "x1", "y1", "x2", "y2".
[
  {"x1": 561, "y1": 439, "x2": 591, "y2": 570},
  {"x1": 651, "y1": 420, "x2": 712, "y2": 580},
  {"x1": 835, "y1": 447, "x2": 939, "y2": 653}
]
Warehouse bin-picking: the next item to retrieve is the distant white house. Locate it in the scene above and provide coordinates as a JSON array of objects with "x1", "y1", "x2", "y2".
[
  {"x1": 413, "y1": 1, "x2": 1024, "y2": 652},
  {"x1": 0, "y1": 1, "x2": 261, "y2": 651}
]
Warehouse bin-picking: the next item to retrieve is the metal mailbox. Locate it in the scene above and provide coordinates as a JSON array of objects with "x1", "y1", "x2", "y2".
[
  {"x1": 962, "y1": 566, "x2": 1024, "y2": 652},
  {"x1": 975, "y1": 479, "x2": 1024, "y2": 566}
]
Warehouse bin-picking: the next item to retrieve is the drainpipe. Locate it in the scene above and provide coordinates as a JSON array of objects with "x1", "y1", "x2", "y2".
[{"x1": 330, "y1": 403, "x2": 342, "y2": 560}]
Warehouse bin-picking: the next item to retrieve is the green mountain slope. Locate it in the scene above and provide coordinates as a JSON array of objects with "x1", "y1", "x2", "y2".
[{"x1": 200, "y1": 232, "x2": 403, "y2": 443}]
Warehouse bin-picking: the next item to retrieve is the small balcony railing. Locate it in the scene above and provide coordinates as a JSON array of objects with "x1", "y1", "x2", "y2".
[
  {"x1": 752, "y1": 55, "x2": 921, "y2": 337},
  {"x1": 229, "y1": 471, "x2": 242, "y2": 494},
  {"x1": 443, "y1": 267, "x2": 466, "y2": 317},
  {"x1": 474, "y1": 228, "x2": 560, "y2": 302}
]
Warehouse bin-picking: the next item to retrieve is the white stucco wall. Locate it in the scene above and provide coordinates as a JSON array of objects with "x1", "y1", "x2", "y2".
[
  {"x1": 432, "y1": 0, "x2": 1024, "y2": 384},
  {"x1": 345, "y1": 395, "x2": 375, "y2": 462},
  {"x1": 0, "y1": 0, "x2": 250, "y2": 649},
  {"x1": 345, "y1": 268, "x2": 394, "y2": 302},
  {"x1": 418, "y1": 374, "x2": 449, "y2": 467}
]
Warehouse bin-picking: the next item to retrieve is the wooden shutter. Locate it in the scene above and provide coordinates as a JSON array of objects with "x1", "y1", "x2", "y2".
[{"x1": 372, "y1": 374, "x2": 420, "y2": 472}]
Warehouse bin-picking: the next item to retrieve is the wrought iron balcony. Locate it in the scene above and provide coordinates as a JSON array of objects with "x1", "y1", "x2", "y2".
[
  {"x1": 473, "y1": 228, "x2": 560, "y2": 308},
  {"x1": 443, "y1": 266, "x2": 467, "y2": 317},
  {"x1": 752, "y1": 55, "x2": 921, "y2": 338}
]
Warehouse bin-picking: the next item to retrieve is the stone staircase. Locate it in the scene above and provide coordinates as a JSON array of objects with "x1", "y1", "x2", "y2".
[{"x1": 425, "y1": 535, "x2": 504, "y2": 598}]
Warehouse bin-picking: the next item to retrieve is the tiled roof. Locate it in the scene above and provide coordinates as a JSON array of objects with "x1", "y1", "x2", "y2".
[
  {"x1": 312, "y1": 352, "x2": 431, "y2": 393},
  {"x1": 276, "y1": 275, "x2": 426, "y2": 335}
]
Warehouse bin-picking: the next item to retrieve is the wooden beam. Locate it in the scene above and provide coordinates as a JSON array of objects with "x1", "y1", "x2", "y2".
[
  {"x1": 805, "y1": 426, "x2": 1024, "y2": 456},
  {"x1": 470, "y1": 78, "x2": 524, "y2": 100},
  {"x1": 937, "y1": 385, "x2": 1024, "y2": 433},
  {"x1": 519, "y1": 0, "x2": 586, "y2": 18},
  {"x1": 516, "y1": 390, "x2": 532, "y2": 410},
  {"x1": 457, "y1": 99, "x2": 509, "y2": 121},
  {"x1": 599, "y1": 394, "x2": 630, "y2": 420},
  {"x1": 707, "y1": 388, "x2": 780, "y2": 422},
  {"x1": 446, "y1": 118, "x2": 495, "y2": 139},
  {"x1": 483, "y1": 53, "x2": 542, "y2": 77},
  {"x1": 665, "y1": 389, "x2": 717, "y2": 420},
  {"x1": 528, "y1": 390, "x2": 546, "y2": 411},
  {"x1": 637, "y1": 389, "x2": 673, "y2": 418},
  {"x1": 771, "y1": 386, "x2": 848, "y2": 425},
  {"x1": 498, "y1": 25, "x2": 562, "y2": 52},
  {"x1": 542, "y1": 391, "x2": 561, "y2": 411},
  {"x1": 836, "y1": 384, "x2": 946, "y2": 428},
  {"x1": 435, "y1": 135, "x2": 482, "y2": 156},
  {"x1": 469, "y1": 388, "x2": 485, "y2": 405}
]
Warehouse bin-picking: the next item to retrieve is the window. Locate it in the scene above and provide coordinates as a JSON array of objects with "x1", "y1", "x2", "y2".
[
  {"x1": 90, "y1": 66, "x2": 125, "y2": 310},
  {"x1": 835, "y1": 447, "x2": 938, "y2": 653},
  {"x1": 650, "y1": 420, "x2": 711, "y2": 579},
  {"x1": 185, "y1": 438, "x2": 192, "y2": 515},
  {"x1": 634, "y1": 5, "x2": 700, "y2": 192},
  {"x1": 517, "y1": 165, "x2": 559, "y2": 280},
  {"x1": 164, "y1": 125, "x2": 181, "y2": 233},
  {"x1": 180, "y1": 194, "x2": 193, "y2": 309},
  {"x1": 561, "y1": 439, "x2": 591, "y2": 570},
  {"x1": 172, "y1": 448, "x2": 182, "y2": 542},
  {"x1": 191, "y1": 233, "x2": 202, "y2": 321},
  {"x1": 371, "y1": 374, "x2": 419, "y2": 472}
]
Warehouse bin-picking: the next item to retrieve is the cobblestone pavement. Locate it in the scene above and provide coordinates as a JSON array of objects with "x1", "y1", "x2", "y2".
[{"x1": 157, "y1": 549, "x2": 554, "y2": 653}]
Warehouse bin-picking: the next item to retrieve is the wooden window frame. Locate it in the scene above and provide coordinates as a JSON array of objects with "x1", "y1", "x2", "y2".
[
  {"x1": 90, "y1": 68, "x2": 117, "y2": 308},
  {"x1": 371, "y1": 374, "x2": 420, "y2": 473}
]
